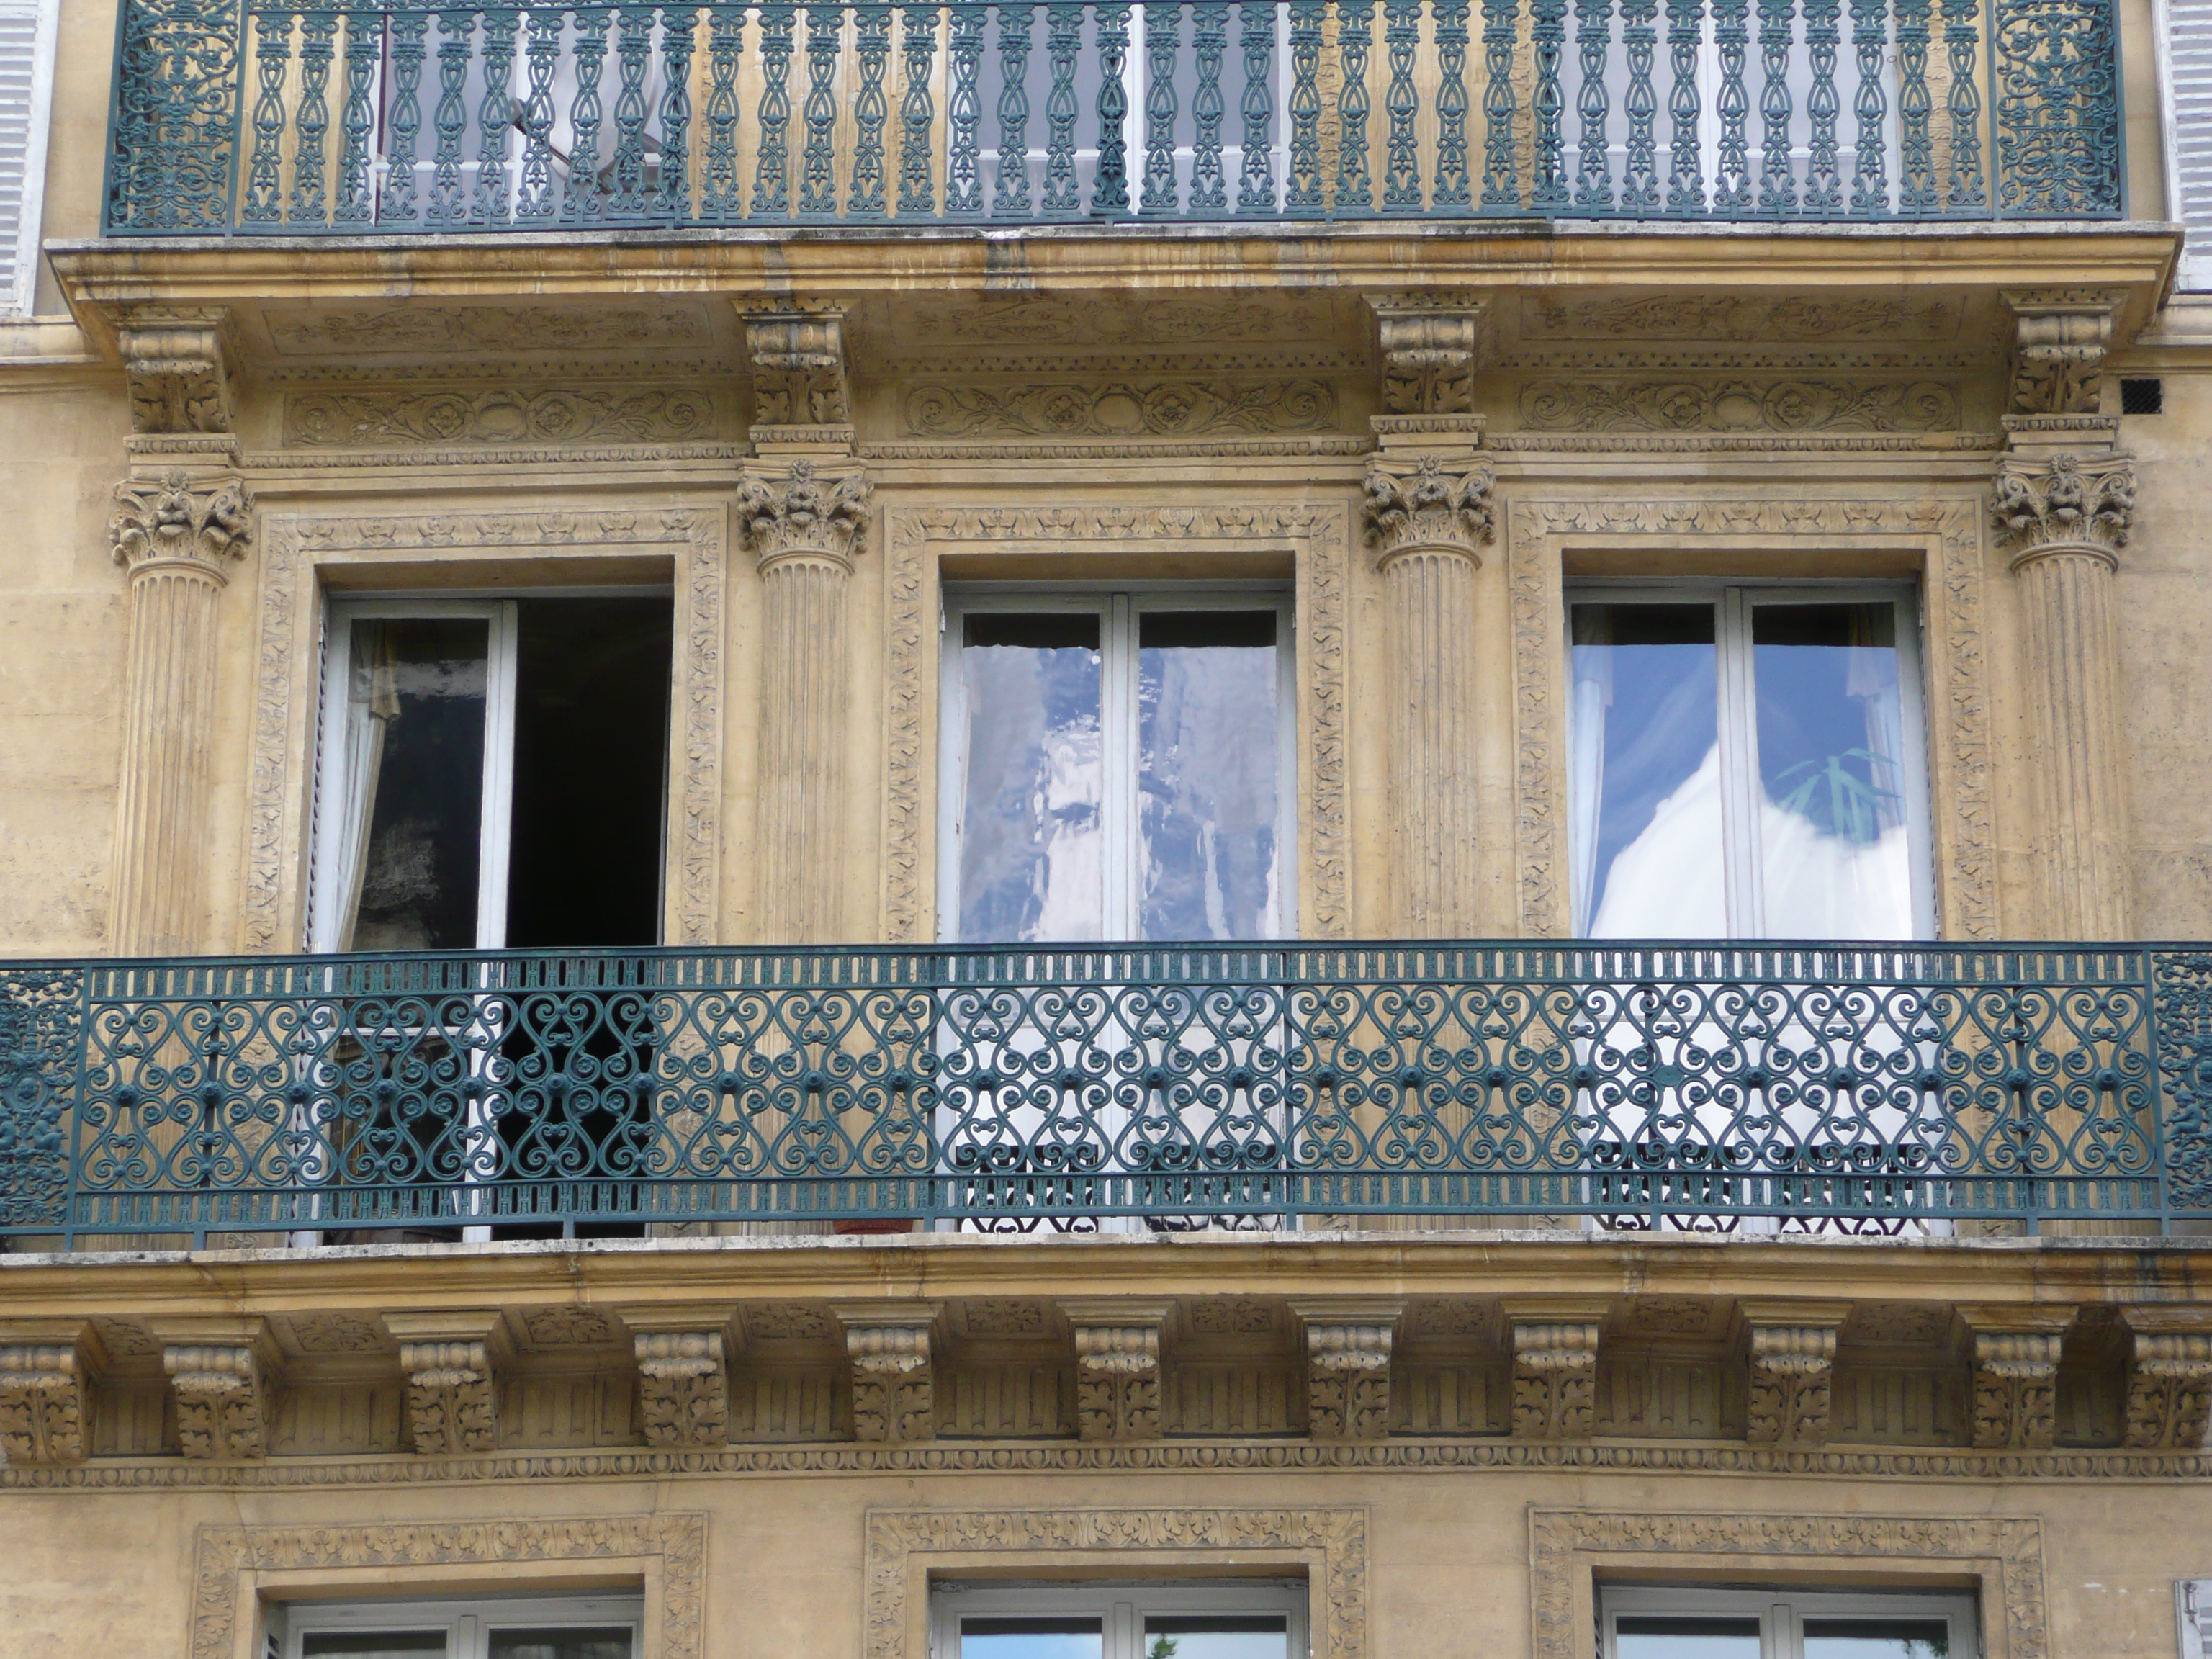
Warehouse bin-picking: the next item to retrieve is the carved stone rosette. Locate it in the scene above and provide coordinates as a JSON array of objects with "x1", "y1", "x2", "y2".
[
  {"x1": 1363, "y1": 455, "x2": 1495, "y2": 936},
  {"x1": 2121, "y1": 1308, "x2": 2212, "y2": 1450},
  {"x1": 738, "y1": 460, "x2": 873, "y2": 943},
  {"x1": 1071, "y1": 1322, "x2": 1164, "y2": 1443},
  {"x1": 840, "y1": 1312, "x2": 935, "y2": 1444},
  {"x1": 1960, "y1": 1308, "x2": 2072, "y2": 1450},
  {"x1": 1302, "y1": 1321, "x2": 1397, "y2": 1442},
  {"x1": 634, "y1": 1331, "x2": 732, "y2": 1449},
  {"x1": 1743, "y1": 1313, "x2": 1844, "y2": 1447},
  {"x1": 1506, "y1": 1311, "x2": 1601, "y2": 1442},
  {"x1": 385, "y1": 1312, "x2": 511, "y2": 1456},
  {"x1": 107, "y1": 467, "x2": 255, "y2": 953},
  {"x1": 0, "y1": 1323, "x2": 102, "y2": 1465},
  {"x1": 1992, "y1": 439, "x2": 2136, "y2": 937}
]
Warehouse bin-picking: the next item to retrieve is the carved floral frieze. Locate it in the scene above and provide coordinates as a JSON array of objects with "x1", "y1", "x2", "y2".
[
  {"x1": 1517, "y1": 378, "x2": 1960, "y2": 433},
  {"x1": 903, "y1": 379, "x2": 1336, "y2": 439},
  {"x1": 264, "y1": 305, "x2": 706, "y2": 356},
  {"x1": 284, "y1": 386, "x2": 716, "y2": 448},
  {"x1": 1520, "y1": 294, "x2": 1964, "y2": 342}
]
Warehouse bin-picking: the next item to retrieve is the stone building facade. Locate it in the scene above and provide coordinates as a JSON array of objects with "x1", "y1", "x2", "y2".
[{"x1": 4, "y1": 1, "x2": 2212, "y2": 1657}]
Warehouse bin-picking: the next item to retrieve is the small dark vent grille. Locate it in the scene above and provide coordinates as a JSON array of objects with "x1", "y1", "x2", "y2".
[{"x1": 2121, "y1": 377, "x2": 2165, "y2": 415}]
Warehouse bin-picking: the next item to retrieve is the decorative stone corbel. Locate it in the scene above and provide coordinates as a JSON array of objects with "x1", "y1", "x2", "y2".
[
  {"x1": 0, "y1": 1319, "x2": 104, "y2": 1466},
  {"x1": 1959, "y1": 1305, "x2": 2073, "y2": 1450},
  {"x1": 2002, "y1": 290, "x2": 2123, "y2": 415},
  {"x1": 620, "y1": 1307, "x2": 739, "y2": 1449},
  {"x1": 2121, "y1": 1307, "x2": 2212, "y2": 1450},
  {"x1": 118, "y1": 307, "x2": 238, "y2": 436},
  {"x1": 1503, "y1": 1299, "x2": 1606, "y2": 1441},
  {"x1": 384, "y1": 1310, "x2": 512, "y2": 1456},
  {"x1": 1738, "y1": 1300, "x2": 1848, "y2": 1447},
  {"x1": 148, "y1": 1316, "x2": 280, "y2": 1460},
  {"x1": 742, "y1": 307, "x2": 854, "y2": 452},
  {"x1": 739, "y1": 458, "x2": 874, "y2": 945},
  {"x1": 1370, "y1": 297, "x2": 1483, "y2": 417},
  {"x1": 1064, "y1": 1299, "x2": 1169, "y2": 1443},
  {"x1": 836, "y1": 1305, "x2": 936, "y2": 1444},
  {"x1": 1292, "y1": 1299, "x2": 1403, "y2": 1442}
]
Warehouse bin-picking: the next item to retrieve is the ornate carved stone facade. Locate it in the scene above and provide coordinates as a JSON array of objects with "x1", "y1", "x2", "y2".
[
  {"x1": 2122, "y1": 1308, "x2": 2212, "y2": 1450},
  {"x1": 1962, "y1": 1308, "x2": 2072, "y2": 1450},
  {"x1": 745, "y1": 308, "x2": 853, "y2": 432},
  {"x1": 118, "y1": 310, "x2": 235, "y2": 435},
  {"x1": 153, "y1": 1320, "x2": 277, "y2": 1460},
  {"x1": 0, "y1": 1323, "x2": 100, "y2": 1465},
  {"x1": 1068, "y1": 1304, "x2": 1166, "y2": 1443},
  {"x1": 840, "y1": 1312, "x2": 935, "y2": 1444},
  {"x1": 1742, "y1": 1305, "x2": 1847, "y2": 1446},
  {"x1": 1371, "y1": 300, "x2": 1480, "y2": 415},
  {"x1": 1297, "y1": 1304, "x2": 1401, "y2": 1442},
  {"x1": 386, "y1": 1313, "x2": 511, "y2": 1456},
  {"x1": 1506, "y1": 1307, "x2": 1602, "y2": 1441},
  {"x1": 633, "y1": 1330, "x2": 734, "y2": 1449}
]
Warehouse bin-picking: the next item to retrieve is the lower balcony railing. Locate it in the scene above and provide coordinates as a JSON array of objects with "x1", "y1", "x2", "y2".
[
  {"x1": 1, "y1": 942, "x2": 2206, "y2": 1245},
  {"x1": 102, "y1": 0, "x2": 2123, "y2": 235}
]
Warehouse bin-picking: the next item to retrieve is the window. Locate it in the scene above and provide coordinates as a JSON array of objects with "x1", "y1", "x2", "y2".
[
  {"x1": 311, "y1": 594, "x2": 674, "y2": 952},
  {"x1": 1567, "y1": 584, "x2": 1933, "y2": 940},
  {"x1": 276, "y1": 1594, "x2": 644, "y2": 1659},
  {"x1": 0, "y1": 0, "x2": 58, "y2": 315},
  {"x1": 1601, "y1": 1586, "x2": 1977, "y2": 1659},
  {"x1": 931, "y1": 1581, "x2": 1307, "y2": 1659},
  {"x1": 938, "y1": 590, "x2": 1295, "y2": 944},
  {"x1": 2163, "y1": 0, "x2": 2212, "y2": 289}
]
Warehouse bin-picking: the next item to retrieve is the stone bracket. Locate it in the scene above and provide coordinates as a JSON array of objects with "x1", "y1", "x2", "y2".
[
  {"x1": 1369, "y1": 296, "x2": 1483, "y2": 417},
  {"x1": 1959, "y1": 1305, "x2": 2073, "y2": 1450},
  {"x1": 743, "y1": 306, "x2": 854, "y2": 451},
  {"x1": 621, "y1": 1305, "x2": 739, "y2": 1450},
  {"x1": 0, "y1": 1318, "x2": 105, "y2": 1467},
  {"x1": 2121, "y1": 1306, "x2": 2212, "y2": 1451},
  {"x1": 385, "y1": 1310, "x2": 512, "y2": 1456},
  {"x1": 118, "y1": 306, "x2": 238, "y2": 436},
  {"x1": 148, "y1": 1315, "x2": 280, "y2": 1461},
  {"x1": 1064, "y1": 1298, "x2": 1170, "y2": 1444},
  {"x1": 2002, "y1": 289, "x2": 2125, "y2": 416},
  {"x1": 837, "y1": 1304, "x2": 937, "y2": 1444},
  {"x1": 1738, "y1": 1300, "x2": 1848, "y2": 1447},
  {"x1": 1503, "y1": 1298, "x2": 1606, "y2": 1442},
  {"x1": 1293, "y1": 1298, "x2": 1403, "y2": 1442}
]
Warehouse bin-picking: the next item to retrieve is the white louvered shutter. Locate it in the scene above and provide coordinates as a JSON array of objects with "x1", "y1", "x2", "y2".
[
  {"x1": 0, "y1": 0, "x2": 57, "y2": 316},
  {"x1": 2172, "y1": 0, "x2": 2212, "y2": 289}
]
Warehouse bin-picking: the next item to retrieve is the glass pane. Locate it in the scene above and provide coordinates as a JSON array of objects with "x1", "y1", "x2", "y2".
[
  {"x1": 1614, "y1": 1615, "x2": 1764, "y2": 1659},
  {"x1": 1569, "y1": 603, "x2": 1725, "y2": 936},
  {"x1": 1750, "y1": 602, "x2": 1917, "y2": 938},
  {"x1": 958, "y1": 613, "x2": 1105, "y2": 942},
  {"x1": 1145, "y1": 1613, "x2": 1291, "y2": 1659},
  {"x1": 961, "y1": 1617, "x2": 1105, "y2": 1659},
  {"x1": 487, "y1": 1627, "x2": 636, "y2": 1659},
  {"x1": 1138, "y1": 610, "x2": 1282, "y2": 941},
  {"x1": 338, "y1": 616, "x2": 490, "y2": 951},
  {"x1": 301, "y1": 1635, "x2": 448, "y2": 1659},
  {"x1": 1802, "y1": 1618, "x2": 1952, "y2": 1659}
]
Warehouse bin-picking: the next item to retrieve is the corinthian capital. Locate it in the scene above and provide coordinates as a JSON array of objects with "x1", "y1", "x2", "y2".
[
  {"x1": 1363, "y1": 454, "x2": 1496, "y2": 564},
  {"x1": 1992, "y1": 451, "x2": 2135, "y2": 565},
  {"x1": 109, "y1": 470, "x2": 253, "y2": 576},
  {"x1": 737, "y1": 460, "x2": 873, "y2": 572}
]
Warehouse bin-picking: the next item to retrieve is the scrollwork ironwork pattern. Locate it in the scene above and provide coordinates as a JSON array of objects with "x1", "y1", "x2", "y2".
[
  {"x1": 0, "y1": 945, "x2": 2194, "y2": 1240},
  {"x1": 102, "y1": 0, "x2": 2123, "y2": 233}
]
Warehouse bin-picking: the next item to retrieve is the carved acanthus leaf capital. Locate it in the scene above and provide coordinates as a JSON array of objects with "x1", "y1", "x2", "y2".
[
  {"x1": 119, "y1": 310, "x2": 236, "y2": 435},
  {"x1": 2003, "y1": 291, "x2": 2123, "y2": 415},
  {"x1": 745, "y1": 308, "x2": 852, "y2": 427},
  {"x1": 1992, "y1": 451, "x2": 2134, "y2": 563},
  {"x1": 737, "y1": 460, "x2": 873, "y2": 571},
  {"x1": 1370, "y1": 300, "x2": 1483, "y2": 415},
  {"x1": 1363, "y1": 455, "x2": 1495, "y2": 564},
  {"x1": 110, "y1": 470, "x2": 254, "y2": 576}
]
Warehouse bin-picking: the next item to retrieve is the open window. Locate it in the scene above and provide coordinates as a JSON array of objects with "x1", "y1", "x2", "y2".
[
  {"x1": 275, "y1": 1593, "x2": 644, "y2": 1659},
  {"x1": 1600, "y1": 1585, "x2": 1976, "y2": 1659},
  {"x1": 938, "y1": 588, "x2": 1295, "y2": 944},
  {"x1": 931, "y1": 1581, "x2": 1308, "y2": 1659},
  {"x1": 1566, "y1": 583, "x2": 1935, "y2": 940}
]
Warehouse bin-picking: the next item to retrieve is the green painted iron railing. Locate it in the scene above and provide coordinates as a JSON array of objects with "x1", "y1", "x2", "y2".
[
  {"x1": 1, "y1": 943, "x2": 2207, "y2": 1244},
  {"x1": 103, "y1": 0, "x2": 2122, "y2": 233}
]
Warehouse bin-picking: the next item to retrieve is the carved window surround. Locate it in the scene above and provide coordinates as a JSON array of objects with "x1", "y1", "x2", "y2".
[
  {"x1": 864, "y1": 1507, "x2": 1365, "y2": 1659},
  {"x1": 1506, "y1": 496, "x2": 1995, "y2": 938},
  {"x1": 190, "y1": 1514, "x2": 706, "y2": 1659},
  {"x1": 243, "y1": 508, "x2": 728, "y2": 952},
  {"x1": 1530, "y1": 1510, "x2": 2049, "y2": 1659},
  {"x1": 882, "y1": 506, "x2": 1352, "y2": 942}
]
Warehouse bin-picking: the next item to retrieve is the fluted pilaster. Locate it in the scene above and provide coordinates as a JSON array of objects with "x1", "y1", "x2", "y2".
[
  {"x1": 107, "y1": 463, "x2": 252, "y2": 954},
  {"x1": 1364, "y1": 454, "x2": 1495, "y2": 935},
  {"x1": 738, "y1": 460, "x2": 873, "y2": 944}
]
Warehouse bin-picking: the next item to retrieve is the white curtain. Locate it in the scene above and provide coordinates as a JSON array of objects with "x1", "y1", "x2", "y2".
[
  {"x1": 328, "y1": 622, "x2": 400, "y2": 953},
  {"x1": 1568, "y1": 626, "x2": 1611, "y2": 934}
]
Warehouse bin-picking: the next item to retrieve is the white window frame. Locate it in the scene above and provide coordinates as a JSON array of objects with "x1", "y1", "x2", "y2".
[
  {"x1": 930, "y1": 1579, "x2": 1309, "y2": 1659},
  {"x1": 310, "y1": 598, "x2": 522, "y2": 953},
  {"x1": 936, "y1": 583, "x2": 1298, "y2": 945},
  {"x1": 1563, "y1": 579, "x2": 1937, "y2": 940},
  {"x1": 0, "y1": 0, "x2": 60, "y2": 317},
  {"x1": 1599, "y1": 1583, "x2": 1979, "y2": 1659},
  {"x1": 275, "y1": 1592, "x2": 646, "y2": 1659}
]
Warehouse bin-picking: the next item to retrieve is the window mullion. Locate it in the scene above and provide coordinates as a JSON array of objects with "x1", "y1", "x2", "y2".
[
  {"x1": 475, "y1": 598, "x2": 522, "y2": 951},
  {"x1": 1715, "y1": 588, "x2": 1765, "y2": 937},
  {"x1": 1104, "y1": 595, "x2": 1139, "y2": 940}
]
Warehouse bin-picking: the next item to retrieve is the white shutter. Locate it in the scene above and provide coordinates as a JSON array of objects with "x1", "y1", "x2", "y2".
[
  {"x1": 0, "y1": 0, "x2": 58, "y2": 316},
  {"x1": 2180, "y1": 1581, "x2": 2212, "y2": 1659},
  {"x1": 2169, "y1": 0, "x2": 2212, "y2": 289}
]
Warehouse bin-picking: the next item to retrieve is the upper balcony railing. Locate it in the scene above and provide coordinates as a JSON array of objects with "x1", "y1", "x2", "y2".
[
  {"x1": 1, "y1": 942, "x2": 2207, "y2": 1246},
  {"x1": 102, "y1": 0, "x2": 2123, "y2": 235}
]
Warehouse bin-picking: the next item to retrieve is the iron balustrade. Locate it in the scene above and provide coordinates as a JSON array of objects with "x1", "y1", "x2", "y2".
[
  {"x1": 102, "y1": 0, "x2": 2122, "y2": 233},
  {"x1": 1, "y1": 942, "x2": 2208, "y2": 1244}
]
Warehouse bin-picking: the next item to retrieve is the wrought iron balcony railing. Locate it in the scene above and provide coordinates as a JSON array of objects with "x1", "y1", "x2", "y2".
[
  {"x1": 104, "y1": 0, "x2": 2123, "y2": 235},
  {"x1": 1, "y1": 943, "x2": 2206, "y2": 1246}
]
